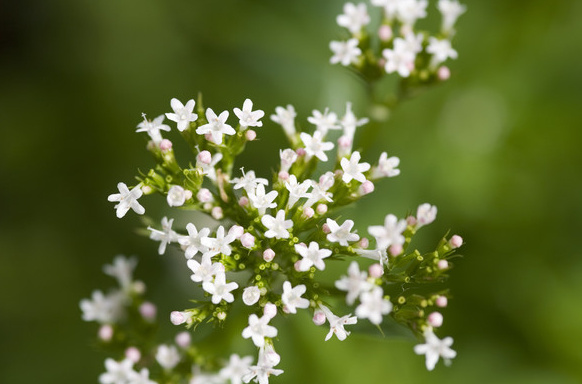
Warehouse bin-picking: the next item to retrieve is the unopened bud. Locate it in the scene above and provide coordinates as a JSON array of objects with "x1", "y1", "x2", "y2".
[
  {"x1": 322, "y1": 223, "x2": 331, "y2": 234},
  {"x1": 359, "y1": 180, "x2": 374, "y2": 195},
  {"x1": 197, "y1": 150, "x2": 212, "y2": 165},
  {"x1": 337, "y1": 135, "x2": 351, "y2": 148},
  {"x1": 160, "y1": 139, "x2": 173, "y2": 152},
  {"x1": 303, "y1": 207, "x2": 314, "y2": 218},
  {"x1": 196, "y1": 188, "x2": 213, "y2": 203},
  {"x1": 438, "y1": 66, "x2": 451, "y2": 81},
  {"x1": 242, "y1": 286, "x2": 261, "y2": 306},
  {"x1": 406, "y1": 215, "x2": 417, "y2": 226},
  {"x1": 437, "y1": 259, "x2": 449, "y2": 270},
  {"x1": 449, "y1": 235, "x2": 463, "y2": 249},
  {"x1": 369, "y1": 263, "x2": 384, "y2": 278},
  {"x1": 358, "y1": 237, "x2": 369, "y2": 249},
  {"x1": 211, "y1": 206, "x2": 223, "y2": 220},
  {"x1": 389, "y1": 244, "x2": 403, "y2": 256},
  {"x1": 435, "y1": 296, "x2": 448, "y2": 308},
  {"x1": 316, "y1": 204, "x2": 328, "y2": 215},
  {"x1": 239, "y1": 196, "x2": 249, "y2": 206},
  {"x1": 427, "y1": 312, "x2": 444, "y2": 327},
  {"x1": 245, "y1": 129, "x2": 257, "y2": 141},
  {"x1": 263, "y1": 248, "x2": 275, "y2": 262},
  {"x1": 139, "y1": 302, "x2": 157, "y2": 321},
  {"x1": 296, "y1": 147, "x2": 306, "y2": 156},
  {"x1": 313, "y1": 309, "x2": 326, "y2": 326},
  {"x1": 294, "y1": 260, "x2": 303, "y2": 272},
  {"x1": 98, "y1": 324, "x2": 113, "y2": 342},
  {"x1": 278, "y1": 171, "x2": 289, "y2": 181},
  {"x1": 378, "y1": 24, "x2": 393, "y2": 41},
  {"x1": 240, "y1": 233, "x2": 255, "y2": 249},
  {"x1": 228, "y1": 225, "x2": 244, "y2": 239},
  {"x1": 175, "y1": 331, "x2": 191, "y2": 348},
  {"x1": 264, "y1": 303, "x2": 277, "y2": 319},
  {"x1": 170, "y1": 311, "x2": 187, "y2": 325},
  {"x1": 125, "y1": 347, "x2": 141, "y2": 363}
]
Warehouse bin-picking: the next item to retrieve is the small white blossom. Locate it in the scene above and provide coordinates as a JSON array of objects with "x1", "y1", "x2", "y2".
[
  {"x1": 179, "y1": 224, "x2": 211, "y2": 259},
  {"x1": 396, "y1": 0, "x2": 428, "y2": 27},
  {"x1": 294, "y1": 242, "x2": 332, "y2": 271},
  {"x1": 242, "y1": 345, "x2": 283, "y2": 384},
  {"x1": 220, "y1": 354, "x2": 254, "y2": 384},
  {"x1": 371, "y1": 152, "x2": 400, "y2": 179},
  {"x1": 279, "y1": 149, "x2": 298, "y2": 173},
  {"x1": 201, "y1": 226, "x2": 237, "y2": 257},
  {"x1": 231, "y1": 169, "x2": 269, "y2": 193},
  {"x1": 234, "y1": 99, "x2": 265, "y2": 129},
  {"x1": 326, "y1": 218, "x2": 360, "y2": 246},
  {"x1": 340, "y1": 102, "x2": 369, "y2": 139},
  {"x1": 371, "y1": 0, "x2": 403, "y2": 20},
  {"x1": 196, "y1": 108, "x2": 236, "y2": 145},
  {"x1": 103, "y1": 255, "x2": 137, "y2": 291},
  {"x1": 167, "y1": 185, "x2": 191, "y2": 207},
  {"x1": 416, "y1": 203, "x2": 437, "y2": 228},
  {"x1": 129, "y1": 368, "x2": 157, "y2": 384},
  {"x1": 336, "y1": 2, "x2": 370, "y2": 34},
  {"x1": 136, "y1": 114, "x2": 171, "y2": 144},
  {"x1": 303, "y1": 173, "x2": 334, "y2": 208},
  {"x1": 402, "y1": 31, "x2": 424, "y2": 54},
  {"x1": 261, "y1": 210, "x2": 293, "y2": 239},
  {"x1": 165, "y1": 98, "x2": 198, "y2": 132},
  {"x1": 330, "y1": 39, "x2": 362, "y2": 67},
  {"x1": 427, "y1": 37, "x2": 458, "y2": 67},
  {"x1": 382, "y1": 38, "x2": 416, "y2": 77},
  {"x1": 248, "y1": 184, "x2": 278, "y2": 216},
  {"x1": 242, "y1": 314, "x2": 278, "y2": 348},
  {"x1": 308, "y1": 108, "x2": 341, "y2": 136},
  {"x1": 281, "y1": 281, "x2": 310, "y2": 314},
  {"x1": 99, "y1": 358, "x2": 135, "y2": 384},
  {"x1": 340, "y1": 151, "x2": 370, "y2": 183},
  {"x1": 335, "y1": 261, "x2": 373, "y2": 305},
  {"x1": 80, "y1": 290, "x2": 127, "y2": 324},
  {"x1": 270, "y1": 105, "x2": 296, "y2": 138},
  {"x1": 148, "y1": 217, "x2": 179, "y2": 255},
  {"x1": 242, "y1": 286, "x2": 261, "y2": 306},
  {"x1": 197, "y1": 152, "x2": 223, "y2": 182},
  {"x1": 187, "y1": 253, "x2": 224, "y2": 283},
  {"x1": 438, "y1": 0, "x2": 466, "y2": 34},
  {"x1": 414, "y1": 329, "x2": 457, "y2": 371},
  {"x1": 368, "y1": 214, "x2": 407, "y2": 249},
  {"x1": 300, "y1": 131, "x2": 334, "y2": 162},
  {"x1": 202, "y1": 272, "x2": 238, "y2": 304},
  {"x1": 284, "y1": 175, "x2": 312, "y2": 208},
  {"x1": 108, "y1": 182, "x2": 145, "y2": 218},
  {"x1": 319, "y1": 305, "x2": 358, "y2": 341},
  {"x1": 156, "y1": 344, "x2": 180, "y2": 370},
  {"x1": 355, "y1": 287, "x2": 393, "y2": 325}
]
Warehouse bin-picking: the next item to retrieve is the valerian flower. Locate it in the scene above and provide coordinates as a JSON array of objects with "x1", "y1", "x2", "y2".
[
  {"x1": 165, "y1": 98, "x2": 197, "y2": 132},
  {"x1": 108, "y1": 182, "x2": 145, "y2": 218}
]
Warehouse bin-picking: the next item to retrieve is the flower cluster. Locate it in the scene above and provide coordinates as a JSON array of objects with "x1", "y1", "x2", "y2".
[{"x1": 330, "y1": 0, "x2": 465, "y2": 100}]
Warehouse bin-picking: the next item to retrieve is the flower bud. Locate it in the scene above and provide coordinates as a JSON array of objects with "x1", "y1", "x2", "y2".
[
  {"x1": 196, "y1": 188, "x2": 213, "y2": 203},
  {"x1": 296, "y1": 147, "x2": 306, "y2": 157},
  {"x1": 438, "y1": 66, "x2": 451, "y2": 81},
  {"x1": 449, "y1": 235, "x2": 463, "y2": 249},
  {"x1": 359, "y1": 180, "x2": 374, "y2": 195},
  {"x1": 175, "y1": 331, "x2": 191, "y2": 348},
  {"x1": 139, "y1": 301, "x2": 157, "y2": 321},
  {"x1": 378, "y1": 24, "x2": 393, "y2": 41},
  {"x1": 243, "y1": 286, "x2": 261, "y2": 306},
  {"x1": 240, "y1": 233, "x2": 255, "y2": 249},
  {"x1": 278, "y1": 171, "x2": 289, "y2": 181},
  {"x1": 239, "y1": 196, "x2": 249, "y2": 206},
  {"x1": 427, "y1": 312, "x2": 444, "y2": 328},
  {"x1": 167, "y1": 185, "x2": 189, "y2": 207},
  {"x1": 435, "y1": 296, "x2": 448, "y2": 308},
  {"x1": 294, "y1": 260, "x2": 303, "y2": 272},
  {"x1": 406, "y1": 215, "x2": 417, "y2": 226},
  {"x1": 245, "y1": 129, "x2": 257, "y2": 141},
  {"x1": 132, "y1": 280, "x2": 146, "y2": 294},
  {"x1": 369, "y1": 263, "x2": 384, "y2": 278},
  {"x1": 316, "y1": 204, "x2": 328, "y2": 215},
  {"x1": 211, "y1": 206, "x2": 223, "y2": 220},
  {"x1": 303, "y1": 207, "x2": 314, "y2": 218},
  {"x1": 263, "y1": 248, "x2": 275, "y2": 262},
  {"x1": 160, "y1": 139, "x2": 173, "y2": 152},
  {"x1": 322, "y1": 223, "x2": 331, "y2": 234},
  {"x1": 197, "y1": 150, "x2": 212, "y2": 165},
  {"x1": 141, "y1": 185, "x2": 153, "y2": 194},
  {"x1": 437, "y1": 259, "x2": 449, "y2": 270},
  {"x1": 264, "y1": 303, "x2": 277, "y2": 319},
  {"x1": 125, "y1": 347, "x2": 141, "y2": 363},
  {"x1": 338, "y1": 135, "x2": 351, "y2": 148},
  {"x1": 358, "y1": 237, "x2": 369, "y2": 249},
  {"x1": 170, "y1": 311, "x2": 187, "y2": 325},
  {"x1": 98, "y1": 324, "x2": 113, "y2": 342},
  {"x1": 229, "y1": 225, "x2": 244, "y2": 239},
  {"x1": 389, "y1": 244, "x2": 403, "y2": 256},
  {"x1": 313, "y1": 309, "x2": 326, "y2": 326}
]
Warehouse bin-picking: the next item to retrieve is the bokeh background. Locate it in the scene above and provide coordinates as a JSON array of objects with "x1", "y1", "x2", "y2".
[{"x1": 2, "y1": 0, "x2": 582, "y2": 382}]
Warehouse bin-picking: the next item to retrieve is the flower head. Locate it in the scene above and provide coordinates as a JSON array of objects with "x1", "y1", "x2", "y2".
[
  {"x1": 414, "y1": 329, "x2": 457, "y2": 370},
  {"x1": 242, "y1": 314, "x2": 278, "y2": 348},
  {"x1": 165, "y1": 98, "x2": 197, "y2": 132},
  {"x1": 330, "y1": 39, "x2": 362, "y2": 67},
  {"x1": 234, "y1": 99, "x2": 264, "y2": 129},
  {"x1": 136, "y1": 114, "x2": 171, "y2": 143},
  {"x1": 281, "y1": 281, "x2": 310, "y2": 314},
  {"x1": 326, "y1": 218, "x2": 360, "y2": 246},
  {"x1": 196, "y1": 108, "x2": 236, "y2": 145},
  {"x1": 108, "y1": 182, "x2": 145, "y2": 218},
  {"x1": 261, "y1": 210, "x2": 293, "y2": 239}
]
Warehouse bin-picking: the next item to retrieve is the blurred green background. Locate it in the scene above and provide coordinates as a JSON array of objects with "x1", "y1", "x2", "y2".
[{"x1": 1, "y1": 0, "x2": 582, "y2": 382}]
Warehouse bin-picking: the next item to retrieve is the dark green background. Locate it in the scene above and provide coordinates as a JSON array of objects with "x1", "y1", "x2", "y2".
[{"x1": 1, "y1": 0, "x2": 581, "y2": 382}]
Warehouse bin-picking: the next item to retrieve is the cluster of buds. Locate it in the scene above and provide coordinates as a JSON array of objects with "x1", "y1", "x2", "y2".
[
  {"x1": 91, "y1": 93, "x2": 463, "y2": 383},
  {"x1": 330, "y1": 0, "x2": 465, "y2": 105}
]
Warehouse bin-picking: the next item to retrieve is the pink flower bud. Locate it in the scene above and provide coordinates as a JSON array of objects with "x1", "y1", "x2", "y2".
[
  {"x1": 369, "y1": 263, "x2": 384, "y2": 278},
  {"x1": 175, "y1": 331, "x2": 191, "y2": 348},
  {"x1": 303, "y1": 207, "x2": 314, "y2": 218},
  {"x1": 378, "y1": 24, "x2": 393, "y2": 41},
  {"x1": 125, "y1": 347, "x2": 141, "y2": 363},
  {"x1": 358, "y1": 237, "x2": 369, "y2": 249},
  {"x1": 312, "y1": 309, "x2": 326, "y2": 326},
  {"x1": 437, "y1": 259, "x2": 449, "y2": 270},
  {"x1": 337, "y1": 135, "x2": 352, "y2": 148},
  {"x1": 389, "y1": 244, "x2": 403, "y2": 256},
  {"x1": 197, "y1": 150, "x2": 212, "y2": 165},
  {"x1": 316, "y1": 204, "x2": 328, "y2": 215},
  {"x1": 449, "y1": 235, "x2": 463, "y2": 249},
  {"x1": 205, "y1": 133, "x2": 214, "y2": 142},
  {"x1": 427, "y1": 312, "x2": 444, "y2": 328},
  {"x1": 322, "y1": 223, "x2": 331, "y2": 234},
  {"x1": 263, "y1": 248, "x2": 275, "y2": 262},
  {"x1": 378, "y1": 58, "x2": 387, "y2": 68},
  {"x1": 245, "y1": 129, "x2": 257, "y2": 141},
  {"x1": 278, "y1": 171, "x2": 289, "y2": 181},
  {"x1": 438, "y1": 66, "x2": 451, "y2": 81},
  {"x1": 359, "y1": 180, "x2": 374, "y2": 195},
  {"x1": 160, "y1": 139, "x2": 173, "y2": 152},
  {"x1": 211, "y1": 206, "x2": 223, "y2": 220},
  {"x1": 406, "y1": 215, "x2": 417, "y2": 226},
  {"x1": 294, "y1": 260, "x2": 303, "y2": 272},
  {"x1": 296, "y1": 147, "x2": 306, "y2": 156},
  {"x1": 98, "y1": 324, "x2": 113, "y2": 342},
  {"x1": 228, "y1": 225, "x2": 244, "y2": 239},
  {"x1": 184, "y1": 189, "x2": 193, "y2": 200},
  {"x1": 196, "y1": 188, "x2": 213, "y2": 203},
  {"x1": 240, "y1": 233, "x2": 255, "y2": 249},
  {"x1": 435, "y1": 296, "x2": 448, "y2": 308},
  {"x1": 264, "y1": 303, "x2": 277, "y2": 319},
  {"x1": 239, "y1": 196, "x2": 249, "y2": 206},
  {"x1": 170, "y1": 311, "x2": 186, "y2": 325},
  {"x1": 139, "y1": 302, "x2": 157, "y2": 321},
  {"x1": 133, "y1": 280, "x2": 146, "y2": 294}
]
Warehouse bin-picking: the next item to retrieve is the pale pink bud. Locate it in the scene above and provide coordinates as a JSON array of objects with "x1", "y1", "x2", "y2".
[
  {"x1": 264, "y1": 302, "x2": 277, "y2": 319},
  {"x1": 312, "y1": 309, "x2": 326, "y2": 326},
  {"x1": 359, "y1": 180, "x2": 374, "y2": 195},
  {"x1": 303, "y1": 207, "x2": 314, "y2": 218},
  {"x1": 170, "y1": 311, "x2": 186, "y2": 325},
  {"x1": 438, "y1": 66, "x2": 451, "y2": 81},
  {"x1": 437, "y1": 259, "x2": 449, "y2": 270},
  {"x1": 337, "y1": 135, "x2": 351, "y2": 148},
  {"x1": 211, "y1": 206, "x2": 223, "y2": 220},
  {"x1": 240, "y1": 233, "x2": 255, "y2": 249},
  {"x1": 427, "y1": 312, "x2": 444, "y2": 328},
  {"x1": 98, "y1": 324, "x2": 113, "y2": 342},
  {"x1": 239, "y1": 196, "x2": 249, "y2": 206},
  {"x1": 205, "y1": 133, "x2": 214, "y2": 142},
  {"x1": 245, "y1": 129, "x2": 257, "y2": 141},
  {"x1": 296, "y1": 147, "x2": 306, "y2": 156},
  {"x1": 449, "y1": 235, "x2": 463, "y2": 249},
  {"x1": 196, "y1": 188, "x2": 213, "y2": 203},
  {"x1": 183, "y1": 189, "x2": 193, "y2": 200},
  {"x1": 316, "y1": 204, "x2": 328, "y2": 215},
  {"x1": 358, "y1": 237, "x2": 369, "y2": 249},
  {"x1": 378, "y1": 24, "x2": 393, "y2": 41},
  {"x1": 322, "y1": 223, "x2": 331, "y2": 234},
  {"x1": 369, "y1": 263, "x2": 384, "y2": 278},
  {"x1": 197, "y1": 150, "x2": 212, "y2": 165},
  {"x1": 282, "y1": 305, "x2": 291, "y2": 314},
  {"x1": 125, "y1": 347, "x2": 141, "y2": 363},
  {"x1": 278, "y1": 171, "x2": 289, "y2": 181},
  {"x1": 294, "y1": 260, "x2": 303, "y2": 272},
  {"x1": 228, "y1": 225, "x2": 245, "y2": 239},
  {"x1": 175, "y1": 331, "x2": 191, "y2": 348},
  {"x1": 263, "y1": 248, "x2": 275, "y2": 262},
  {"x1": 159, "y1": 139, "x2": 173, "y2": 152},
  {"x1": 378, "y1": 58, "x2": 387, "y2": 68},
  {"x1": 141, "y1": 185, "x2": 153, "y2": 194},
  {"x1": 133, "y1": 280, "x2": 146, "y2": 294},
  {"x1": 139, "y1": 302, "x2": 157, "y2": 321},
  {"x1": 435, "y1": 296, "x2": 448, "y2": 308},
  {"x1": 406, "y1": 215, "x2": 417, "y2": 226},
  {"x1": 389, "y1": 244, "x2": 403, "y2": 256}
]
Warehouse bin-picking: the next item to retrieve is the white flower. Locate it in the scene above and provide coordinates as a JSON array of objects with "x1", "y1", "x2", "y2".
[
  {"x1": 148, "y1": 217, "x2": 179, "y2": 255},
  {"x1": 248, "y1": 184, "x2": 278, "y2": 216},
  {"x1": 165, "y1": 98, "x2": 198, "y2": 132},
  {"x1": 197, "y1": 152, "x2": 223, "y2": 182},
  {"x1": 242, "y1": 286, "x2": 261, "y2": 306},
  {"x1": 336, "y1": 2, "x2": 370, "y2": 34},
  {"x1": 261, "y1": 210, "x2": 293, "y2": 239},
  {"x1": 179, "y1": 223, "x2": 211, "y2": 259},
  {"x1": 427, "y1": 37, "x2": 457, "y2": 66},
  {"x1": 368, "y1": 214, "x2": 407, "y2": 249},
  {"x1": 335, "y1": 261, "x2": 373, "y2": 305},
  {"x1": 326, "y1": 218, "x2": 360, "y2": 246},
  {"x1": 340, "y1": 151, "x2": 370, "y2": 183},
  {"x1": 402, "y1": 31, "x2": 424, "y2": 54},
  {"x1": 190, "y1": 366, "x2": 224, "y2": 384},
  {"x1": 270, "y1": 105, "x2": 296, "y2": 138},
  {"x1": 284, "y1": 175, "x2": 312, "y2": 208},
  {"x1": 201, "y1": 226, "x2": 237, "y2": 257},
  {"x1": 329, "y1": 39, "x2": 362, "y2": 67},
  {"x1": 355, "y1": 287, "x2": 393, "y2": 325},
  {"x1": 414, "y1": 329, "x2": 457, "y2": 370},
  {"x1": 108, "y1": 182, "x2": 145, "y2": 218},
  {"x1": 416, "y1": 203, "x2": 437, "y2": 228},
  {"x1": 99, "y1": 358, "x2": 135, "y2": 384},
  {"x1": 371, "y1": 152, "x2": 400, "y2": 178},
  {"x1": 196, "y1": 108, "x2": 236, "y2": 145},
  {"x1": 128, "y1": 368, "x2": 157, "y2": 384},
  {"x1": 220, "y1": 354, "x2": 254, "y2": 384},
  {"x1": 242, "y1": 314, "x2": 278, "y2": 348},
  {"x1": 281, "y1": 281, "x2": 310, "y2": 314},
  {"x1": 319, "y1": 305, "x2": 358, "y2": 341},
  {"x1": 396, "y1": 0, "x2": 428, "y2": 27},
  {"x1": 102, "y1": 255, "x2": 137, "y2": 291},
  {"x1": 279, "y1": 148, "x2": 298, "y2": 173},
  {"x1": 371, "y1": 0, "x2": 403, "y2": 20},
  {"x1": 187, "y1": 253, "x2": 224, "y2": 283},
  {"x1": 234, "y1": 99, "x2": 264, "y2": 129},
  {"x1": 242, "y1": 345, "x2": 284, "y2": 384},
  {"x1": 340, "y1": 102, "x2": 368, "y2": 139},
  {"x1": 438, "y1": 0, "x2": 466, "y2": 34},
  {"x1": 156, "y1": 344, "x2": 180, "y2": 370},
  {"x1": 308, "y1": 108, "x2": 341, "y2": 136},
  {"x1": 300, "y1": 131, "x2": 334, "y2": 162},
  {"x1": 231, "y1": 169, "x2": 269, "y2": 193},
  {"x1": 382, "y1": 38, "x2": 416, "y2": 77},
  {"x1": 303, "y1": 173, "x2": 334, "y2": 208},
  {"x1": 356, "y1": 247, "x2": 389, "y2": 267},
  {"x1": 202, "y1": 272, "x2": 238, "y2": 304},
  {"x1": 136, "y1": 114, "x2": 171, "y2": 144},
  {"x1": 80, "y1": 290, "x2": 127, "y2": 324},
  {"x1": 294, "y1": 242, "x2": 332, "y2": 271},
  {"x1": 167, "y1": 185, "x2": 191, "y2": 207}
]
